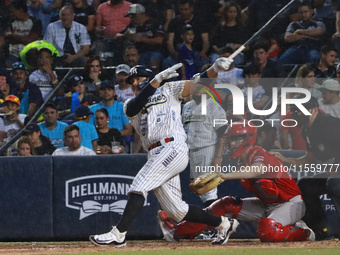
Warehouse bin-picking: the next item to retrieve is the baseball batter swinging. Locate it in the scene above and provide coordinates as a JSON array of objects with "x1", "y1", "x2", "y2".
[
  {"x1": 89, "y1": 58, "x2": 239, "y2": 247},
  {"x1": 159, "y1": 122, "x2": 315, "y2": 242}
]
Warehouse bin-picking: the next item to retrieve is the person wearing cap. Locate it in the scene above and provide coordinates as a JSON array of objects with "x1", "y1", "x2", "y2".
[
  {"x1": 29, "y1": 47, "x2": 59, "y2": 100},
  {"x1": 5, "y1": 0, "x2": 42, "y2": 68},
  {"x1": 24, "y1": 122, "x2": 56, "y2": 155},
  {"x1": 89, "y1": 81, "x2": 133, "y2": 137},
  {"x1": 272, "y1": 96, "x2": 340, "y2": 240},
  {"x1": 73, "y1": 105, "x2": 98, "y2": 151},
  {"x1": 116, "y1": 3, "x2": 164, "y2": 73},
  {"x1": 317, "y1": 79, "x2": 340, "y2": 119},
  {"x1": 57, "y1": 75, "x2": 100, "y2": 118},
  {"x1": 38, "y1": 102, "x2": 68, "y2": 148},
  {"x1": 114, "y1": 64, "x2": 135, "y2": 103},
  {"x1": 43, "y1": 5, "x2": 90, "y2": 67},
  {"x1": 178, "y1": 24, "x2": 195, "y2": 80},
  {"x1": 1, "y1": 95, "x2": 28, "y2": 139},
  {"x1": 52, "y1": 124, "x2": 96, "y2": 156},
  {"x1": 10, "y1": 62, "x2": 43, "y2": 118}
]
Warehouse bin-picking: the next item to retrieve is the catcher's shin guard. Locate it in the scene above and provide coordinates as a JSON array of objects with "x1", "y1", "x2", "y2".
[
  {"x1": 209, "y1": 196, "x2": 242, "y2": 218},
  {"x1": 256, "y1": 218, "x2": 309, "y2": 242}
]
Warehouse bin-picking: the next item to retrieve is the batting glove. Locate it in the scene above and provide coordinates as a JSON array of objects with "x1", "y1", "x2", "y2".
[
  {"x1": 212, "y1": 57, "x2": 233, "y2": 73},
  {"x1": 155, "y1": 63, "x2": 182, "y2": 82}
]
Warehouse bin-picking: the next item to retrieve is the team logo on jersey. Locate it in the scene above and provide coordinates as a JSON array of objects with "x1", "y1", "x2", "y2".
[
  {"x1": 145, "y1": 93, "x2": 168, "y2": 109},
  {"x1": 162, "y1": 150, "x2": 178, "y2": 167},
  {"x1": 65, "y1": 175, "x2": 149, "y2": 220}
]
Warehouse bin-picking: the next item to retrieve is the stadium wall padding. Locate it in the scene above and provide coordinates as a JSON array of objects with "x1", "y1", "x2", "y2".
[{"x1": 0, "y1": 151, "x2": 338, "y2": 241}]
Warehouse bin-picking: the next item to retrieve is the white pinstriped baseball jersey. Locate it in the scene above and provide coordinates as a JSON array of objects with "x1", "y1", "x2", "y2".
[
  {"x1": 182, "y1": 97, "x2": 226, "y2": 150},
  {"x1": 123, "y1": 80, "x2": 191, "y2": 222},
  {"x1": 124, "y1": 81, "x2": 187, "y2": 150}
]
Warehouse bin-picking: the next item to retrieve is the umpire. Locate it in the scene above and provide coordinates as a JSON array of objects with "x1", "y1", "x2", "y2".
[{"x1": 273, "y1": 95, "x2": 340, "y2": 240}]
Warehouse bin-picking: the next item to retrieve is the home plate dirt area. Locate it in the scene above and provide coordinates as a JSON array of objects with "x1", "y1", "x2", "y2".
[{"x1": 0, "y1": 239, "x2": 339, "y2": 255}]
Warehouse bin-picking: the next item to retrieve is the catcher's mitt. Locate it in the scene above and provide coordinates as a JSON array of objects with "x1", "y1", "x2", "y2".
[{"x1": 189, "y1": 172, "x2": 224, "y2": 195}]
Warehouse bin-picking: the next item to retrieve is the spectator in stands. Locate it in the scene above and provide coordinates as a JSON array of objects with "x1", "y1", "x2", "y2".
[
  {"x1": 242, "y1": 63, "x2": 269, "y2": 110},
  {"x1": 192, "y1": 0, "x2": 222, "y2": 31},
  {"x1": 163, "y1": 0, "x2": 210, "y2": 72},
  {"x1": 337, "y1": 63, "x2": 340, "y2": 78},
  {"x1": 312, "y1": 0, "x2": 335, "y2": 39},
  {"x1": 1, "y1": 95, "x2": 27, "y2": 139},
  {"x1": 123, "y1": 44, "x2": 140, "y2": 68},
  {"x1": 209, "y1": 1, "x2": 248, "y2": 65},
  {"x1": 95, "y1": 0, "x2": 132, "y2": 64},
  {"x1": 317, "y1": 79, "x2": 340, "y2": 119},
  {"x1": 38, "y1": 102, "x2": 68, "y2": 148},
  {"x1": 0, "y1": 117, "x2": 6, "y2": 143},
  {"x1": 83, "y1": 56, "x2": 106, "y2": 96},
  {"x1": 95, "y1": 107, "x2": 124, "y2": 154},
  {"x1": 135, "y1": 0, "x2": 175, "y2": 32},
  {"x1": 114, "y1": 64, "x2": 135, "y2": 103},
  {"x1": 5, "y1": 0, "x2": 42, "y2": 67},
  {"x1": 52, "y1": 124, "x2": 96, "y2": 155},
  {"x1": 23, "y1": 123, "x2": 56, "y2": 155},
  {"x1": 278, "y1": 1, "x2": 326, "y2": 64},
  {"x1": 118, "y1": 4, "x2": 164, "y2": 73},
  {"x1": 242, "y1": 0, "x2": 293, "y2": 37},
  {"x1": 295, "y1": 64, "x2": 322, "y2": 100},
  {"x1": 96, "y1": 0, "x2": 131, "y2": 37},
  {"x1": 0, "y1": 1, "x2": 11, "y2": 67},
  {"x1": 216, "y1": 47, "x2": 243, "y2": 86},
  {"x1": 178, "y1": 24, "x2": 196, "y2": 80},
  {"x1": 58, "y1": 75, "x2": 100, "y2": 118},
  {"x1": 333, "y1": 0, "x2": 340, "y2": 58},
  {"x1": 89, "y1": 80, "x2": 133, "y2": 137},
  {"x1": 256, "y1": 122, "x2": 280, "y2": 150},
  {"x1": 0, "y1": 76, "x2": 12, "y2": 107},
  {"x1": 28, "y1": 0, "x2": 63, "y2": 35},
  {"x1": 44, "y1": 5, "x2": 91, "y2": 67},
  {"x1": 312, "y1": 45, "x2": 337, "y2": 79},
  {"x1": 11, "y1": 62, "x2": 43, "y2": 118},
  {"x1": 252, "y1": 41, "x2": 287, "y2": 79},
  {"x1": 74, "y1": 105, "x2": 98, "y2": 151},
  {"x1": 71, "y1": 0, "x2": 96, "y2": 36},
  {"x1": 252, "y1": 41, "x2": 286, "y2": 96},
  {"x1": 29, "y1": 47, "x2": 59, "y2": 101},
  {"x1": 17, "y1": 136, "x2": 35, "y2": 156}
]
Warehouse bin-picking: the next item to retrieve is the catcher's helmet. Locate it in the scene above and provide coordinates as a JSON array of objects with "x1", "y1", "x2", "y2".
[
  {"x1": 126, "y1": 65, "x2": 154, "y2": 89},
  {"x1": 224, "y1": 121, "x2": 257, "y2": 159}
]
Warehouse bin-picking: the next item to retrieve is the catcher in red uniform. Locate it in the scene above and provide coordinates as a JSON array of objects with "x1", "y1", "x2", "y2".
[{"x1": 158, "y1": 121, "x2": 315, "y2": 242}]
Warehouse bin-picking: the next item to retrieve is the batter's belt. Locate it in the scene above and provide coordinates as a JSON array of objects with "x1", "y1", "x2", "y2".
[{"x1": 148, "y1": 137, "x2": 174, "y2": 151}]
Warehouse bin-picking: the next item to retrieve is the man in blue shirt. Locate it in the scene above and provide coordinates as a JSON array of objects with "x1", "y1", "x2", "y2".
[
  {"x1": 11, "y1": 62, "x2": 43, "y2": 118},
  {"x1": 74, "y1": 105, "x2": 98, "y2": 151},
  {"x1": 38, "y1": 102, "x2": 68, "y2": 148},
  {"x1": 90, "y1": 81, "x2": 132, "y2": 137}
]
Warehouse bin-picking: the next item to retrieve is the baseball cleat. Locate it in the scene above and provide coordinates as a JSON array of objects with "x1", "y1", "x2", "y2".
[
  {"x1": 212, "y1": 217, "x2": 239, "y2": 245},
  {"x1": 295, "y1": 220, "x2": 315, "y2": 241},
  {"x1": 194, "y1": 228, "x2": 218, "y2": 240},
  {"x1": 157, "y1": 210, "x2": 177, "y2": 242},
  {"x1": 89, "y1": 226, "x2": 126, "y2": 247}
]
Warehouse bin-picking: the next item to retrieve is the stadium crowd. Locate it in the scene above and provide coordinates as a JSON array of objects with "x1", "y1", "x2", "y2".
[{"x1": 0, "y1": 0, "x2": 339, "y2": 242}]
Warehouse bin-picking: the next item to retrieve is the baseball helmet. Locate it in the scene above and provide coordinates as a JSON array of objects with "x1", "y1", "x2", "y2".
[
  {"x1": 224, "y1": 121, "x2": 257, "y2": 159},
  {"x1": 126, "y1": 65, "x2": 154, "y2": 89}
]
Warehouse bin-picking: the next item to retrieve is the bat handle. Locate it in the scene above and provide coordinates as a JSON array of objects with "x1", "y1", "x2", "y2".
[{"x1": 228, "y1": 45, "x2": 246, "y2": 60}]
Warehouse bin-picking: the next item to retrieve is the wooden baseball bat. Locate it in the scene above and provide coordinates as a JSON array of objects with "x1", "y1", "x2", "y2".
[{"x1": 228, "y1": 0, "x2": 298, "y2": 60}]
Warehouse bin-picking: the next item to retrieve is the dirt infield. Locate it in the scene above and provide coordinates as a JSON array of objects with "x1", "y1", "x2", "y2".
[{"x1": 0, "y1": 239, "x2": 339, "y2": 255}]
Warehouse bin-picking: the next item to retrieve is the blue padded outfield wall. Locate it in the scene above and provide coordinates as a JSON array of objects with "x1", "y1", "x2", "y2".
[{"x1": 0, "y1": 151, "x2": 339, "y2": 241}]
